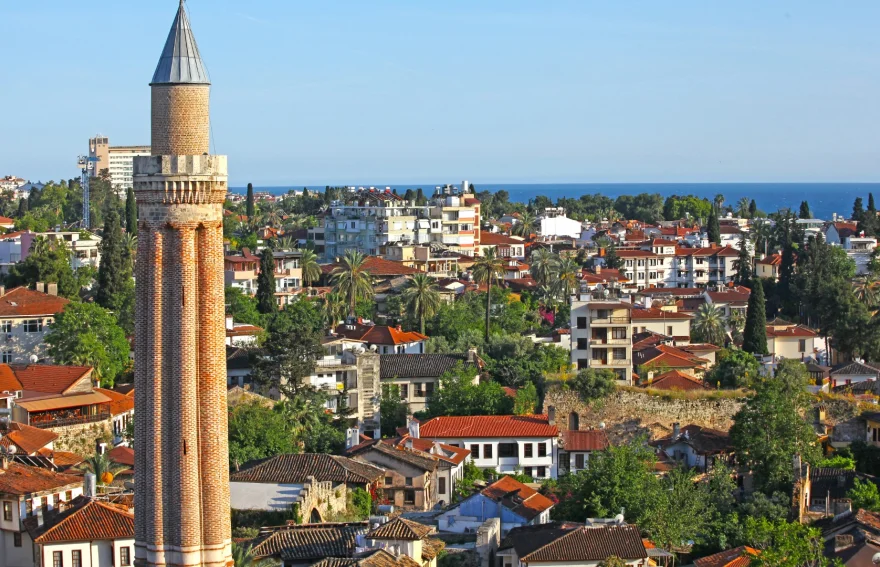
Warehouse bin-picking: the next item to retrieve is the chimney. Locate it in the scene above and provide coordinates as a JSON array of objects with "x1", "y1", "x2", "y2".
[
  {"x1": 46, "y1": 282, "x2": 58, "y2": 296},
  {"x1": 0, "y1": 285, "x2": 5, "y2": 297},
  {"x1": 672, "y1": 422, "x2": 680, "y2": 438},
  {"x1": 833, "y1": 498, "x2": 852, "y2": 516},
  {"x1": 547, "y1": 406, "x2": 556, "y2": 426},
  {"x1": 467, "y1": 347, "x2": 479, "y2": 363},
  {"x1": 345, "y1": 428, "x2": 360, "y2": 450},
  {"x1": 84, "y1": 472, "x2": 97, "y2": 498},
  {"x1": 35, "y1": 281, "x2": 45, "y2": 293},
  {"x1": 793, "y1": 454, "x2": 803, "y2": 480},
  {"x1": 407, "y1": 416, "x2": 420, "y2": 439},
  {"x1": 595, "y1": 265, "x2": 602, "y2": 274}
]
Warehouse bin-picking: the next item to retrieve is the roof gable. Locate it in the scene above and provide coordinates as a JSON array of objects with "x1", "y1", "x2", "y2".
[
  {"x1": 230, "y1": 454, "x2": 384, "y2": 484},
  {"x1": 420, "y1": 415, "x2": 558, "y2": 439},
  {"x1": 521, "y1": 525, "x2": 647, "y2": 562},
  {"x1": 0, "y1": 287, "x2": 70, "y2": 317},
  {"x1": 480, "y1": 476, "x2": 555, "y2": 521},
  {"x1": 26, "y1": 496, "x2": 133, "y2": 543}
]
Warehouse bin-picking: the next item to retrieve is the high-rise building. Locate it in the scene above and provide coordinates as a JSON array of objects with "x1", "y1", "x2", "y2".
[
  {"x1": 88, "y1": 136, "x2": 151, "y2": 194},
  {"x1": 570, "y1": 294, "x2": 634, "y2": 384},
  {"x1": 132, "y1": 2, "x2": 232, "y2": 567}
]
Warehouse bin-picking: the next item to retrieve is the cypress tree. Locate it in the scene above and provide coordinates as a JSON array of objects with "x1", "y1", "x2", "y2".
[
  {"x1": 734, "y1": 233, "x2": 752, "y2": 286},
  {"x1": 17, "y1": 198, "x2": 28, "y2": 217},
  {"x1": 743, "y1": 277, "x2": 769, "y2": 355},
  {"x1": 246, "y1": 183, "x2": 255, "y2": 220},
  {"x1": 256, "y1": 248, "x2": 277, "y2": 315},
  {"x1": 707, "y1": 204, "x2": 721, "y2": 245},
  {"x1": 869, "y1": 193, "x2": 876, "y2": 213},
  {"x1": 798, "y1": 200, "x2": 811, "y2": 219},
  {"x1": 96, "y1": 208, "x2": 131, "y2": 309},
  {"x1": 125, "y1": 187, "x2": 137, "y2": 235},
  {"x1": 415, "y1": 188, "x2": 426, "y2": 205},
  {"x1": 749, "y1": 199, "x2": 757, "y2": 217},
  {"x1": 404, "y1": 189, "x2": 415, "y2": 203},
  {"x1": 852, "y1": 197, "x2": 865, "y2": 222}
]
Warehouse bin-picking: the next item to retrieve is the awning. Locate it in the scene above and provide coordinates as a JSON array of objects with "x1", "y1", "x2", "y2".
[{"x1": 15, "y1": 392, "x2": 112, "y2": 412}]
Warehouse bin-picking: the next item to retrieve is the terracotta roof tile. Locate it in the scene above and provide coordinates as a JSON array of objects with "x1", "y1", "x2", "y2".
[
  {"x1": 655, "y1": 424, "x2": 732, "y2": 454},
  {"x1": 367, "y1": 518, "x2": 433, "y2": 540},
  {"x1": 562, "y1": 430, "x2": 610, "y2": 452},
  {"x1": 756, "y1": 253, "x2": 782, "y2": 266},
  {"x1": 765, "y1": 325, "x2": 818, "y2": 338},
  {"x1": 0, "y1": 422, "x2": 59, "y2": 454},
  {"x1": 231, "y1": 454, "x2": 385, "y2": 484},
  {"x1": 694, "y1": 546, "x2": 759, "y2": 567},
  {"x1": 252, "y1": 523, "x2": 368, "y2": 561},
  {"x1": 521, "y1": 525, "x2": 647, "y2": 562},
  {"x1": 420, "y1": 415, "x2": 558, "y2": 439},
  {"x1": 481, "y1": 476, "x2": 555, "y2": 521},
  {"x1": 108, "y1": 446, "x2": 135, "y2": 467},
  {"x1": 11, "y1": 364, "x2": 93, "y2": 395},
  {"x1": 0, "y1": 364, "x2": 23, "y2": 392},
  {"x1": 0, "y1": 461, "x2": 82, "y2": 495},
  {"x1": 648, "y1": 370, "x2": 709, "y2": 392},
  {"x1": 379, "y1": 354, "x2": 477, "y2": 379},
  {"x1": 349, "y1": 441, "x2": 437, "y2": 472},
  {"x1": 25, "y1": 496, "x2": 133, "y2": 543},
  {"x1": 312, "y1": 549, "x2": 421, "y2": 567},
  {"x1": 381, "y1": 435, "x2": 470, "y2": 466},
  {"x1": 322, "y1": 256, "x2": 419, "y2": 276},
  {"x1": 94, "y1": 388, "x2": 135, "y2": 415},
  {"x1": 334, "y1": 324, "x2": 427, "y2": 346},
  {"x1": 36, "y1": 449, "x2": 85, "y2": 468},
  {"x1": 0, "y1": 287, "x2": 70, "y2": 317}
]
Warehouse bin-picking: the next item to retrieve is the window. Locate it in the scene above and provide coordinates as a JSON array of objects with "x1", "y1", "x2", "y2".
[
  {"x1": 612, "y1": 327, "x2": 627, "y2": 339},
  {"x1": 404, "y1": 490, "x2": 415, "y2": 505},
  {"x1": 538, "y1": 443, "x2": 547, "y2": 457},
  {"x1": 25, "y1": 499, "x2": 32, "y2": 516},
  {"x1": 575, "y1": 453, "x2": 585, "y2": 470},
  {"x1": 425, "y1": 382, "x2": 435, "y2": 397},
  {"x1": 523, "y1": 467, "x2": 533, "y2": 477},
  {"x1": 613, "y1": 348, "x2": 627, "y2": 360},
  {"x1": 405, "y1": 477, "x2": 413, "y2": 486},
  {"x1": 14, "y1": 531, "x2": 21, "y2": 547},
  {"x1": 799, "y1": 339, "x2": 807, "y2": 352},
  {"x1": 576, "y1": 317, "x2": 587, "y2": 329},
  {"x1": 120, "y1": 547, "x2": 131, "y2": 566},
  {"x1": 1, "y1": 320, "x2": 11, "y2": 333},
  {"x1": 667, "y1": 326, "x2": 673, "y2": 336},
  {"x1": 72, "y1": 550, "x2": 82, "y2": 567},
  {"x1": 523, "y1": 443, "x2": 533, "y2": 458},
  {"x1": 498, "y1": 443, "x2": 517, "y2": 458},
  {"x1": 415, "y1": 384, "x2": 424, "y2": 397},
  {"x1": 471, "y1": 444, "x2": 480, "y2": 459},
  {"x1": 483, "y1": 444, "x2": 493, "y2": 459},
  {"x1": 385, "y1": 476, "x2": 393, "y2": 486},
  {"x1": 54, "y1": 551, "x2": 63, "y2": 567},
  {"x1": 537, "y1": 466, "x2": 546, "y2": 478},
  {"x1": 577, "y1": 359, "x2": 589, "y2": 370},
  {"x1": 576, "y1": 338, "x2": 588, "y2": 350},
  {"x1": 439, "y1": 477, "x2": 446, "y2": 495},
  {"x1": 65, "y1": 491, "x2": 72, "y2": 501},
  {"x1": 23, "y1": 319, "x2": 43, "y2": 333},
  {"x1": 2, "y1": 501, "x2": 11, "y2": 521},
  {"x1": 399, "y1": 384, "x2": 408, "y2": 399}
]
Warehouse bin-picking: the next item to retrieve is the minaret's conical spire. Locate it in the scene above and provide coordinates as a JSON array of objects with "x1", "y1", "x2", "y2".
[{"x1": 150, "y1": 0, "x2": 210, "y2": 85}]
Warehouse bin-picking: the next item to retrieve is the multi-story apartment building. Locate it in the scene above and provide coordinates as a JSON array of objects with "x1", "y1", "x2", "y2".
[
  {"x1": 384, "y1": 243, "x2": 461, "y2": 278},
  {"x1": 616, "y1": 241, "x2": 739, "y2": 290},
  {"x1": 88, "y1": 137, "x2": 151, "y2": 194},
  {"x1": 0, "y1": 285, "x2": 69, "y2": 364},
  {"x1": 0, "y1": 176, "x2": 25, "y2": 193},
  {"x1": 428, "y1": 189, "x2": 481, "y2": 256},
  {"x1": 570, "y1": 294, "x2": 633, "y2": 383}
]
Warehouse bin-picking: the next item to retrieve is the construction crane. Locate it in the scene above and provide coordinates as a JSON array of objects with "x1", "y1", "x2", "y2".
[{"x1": 77, "y1": 155, "x2": 98, "y2": 228}]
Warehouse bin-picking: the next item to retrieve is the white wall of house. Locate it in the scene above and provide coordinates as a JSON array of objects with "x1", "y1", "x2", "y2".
[
  {"x1": 830, "y1": 374, "x2": 876, "y2": 388},
  {"x1": 631, "y1": 318, "x2": 690, "y2": 337},
  {"x1": 38, "y1": 539, "x2": 135, "y2": 567},
  {"x1": 539, "y1": 216, "x2": 582, "y2": 239},
  {"x1": 0, "y1": 315, "x2": 57, "y2": 363},
  {"x1": 0, "y1": 530, "x2": 33, "y2": 567},
  {"x1": 423, "y1": 437, "x2": 557, "y2": 479},
  {"x1": 376, "y1": 341, "x2": 425, "y2": 355},
  {"x1": 662, "y1": 441, "x2": 704, "y2": 469},
  {"x1": 768, "y1": 336, "x2": 817, "y2": 360},
  {"x1": 565, "y1": 451, "x2": 594, "y2": 473},
  {"x1": 229, "y1": 482, "x2": 305, "y2": 511}
]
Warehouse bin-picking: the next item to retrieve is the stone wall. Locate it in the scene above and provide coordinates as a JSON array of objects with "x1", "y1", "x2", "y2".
[
  {"x1": 298, "y1": 476, "x2": 348, "y2": 522},
  {"x1": 543, "y1": 387, "x2": 745, "y2": 442},
  {"x1": 51, "y1": 419, "x2": 114, "y2": 454}
]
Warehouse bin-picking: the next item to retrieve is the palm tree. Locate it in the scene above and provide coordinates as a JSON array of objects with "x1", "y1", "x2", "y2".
[
  {"x1": 472, "y1": 248, "x2": 505, "y2": 341},
  {"x1": 693, "y1": 303, "x2": 726, "y2": 346},
  {"x1": 512, "y1": 212, "x2": 536, "y2": 239},
  {"x1": 714, "y1": 193, "x2": 725, "y2": 211},
  {"x1": 276, "y1": 236, "x2": 297, "y2": 251},
  {"x1": 323, "y1": 291, "x2": 347, "y2": 327},
  {"x1": 263, "y1": 207, "x2": 282, "y2": 227},
  {"x1": 737, "y1": 197, "x2": 750, "y2": 218},
  {"x1": 330, "y1": 250, "x2": 374, "y2": 319},
  {"x1": 79, "y1": 453, "x2": 127, "y2": 485},
  {"x1": 529, "y1": 249, "x2": 558, "y2": 286},
  {"x1": 853, "y1": 276, "x2": 880, "y2": 309},
  {"x1": 299, "y1": 249, "x2": 322, "y2": 288},
  {"x1": 403, "y1": 273, "x2": 442, "y2": 335},
  {"x1": 552, "y1": 256, "x2": 580, "y2": 302}
]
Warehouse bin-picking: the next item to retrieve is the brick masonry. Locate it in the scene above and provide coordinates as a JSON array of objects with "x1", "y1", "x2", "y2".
[{"x1": 133, "y1": 80, "x2": 232, "y2": 567}]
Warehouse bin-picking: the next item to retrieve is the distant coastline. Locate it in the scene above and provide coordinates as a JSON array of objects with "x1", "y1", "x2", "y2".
[{"x1": 229, "y1": 182, "x2": 880, "y2": 221}]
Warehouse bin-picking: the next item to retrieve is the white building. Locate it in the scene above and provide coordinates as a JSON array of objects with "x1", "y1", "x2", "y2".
[
  {"x1": 88, "y1": 137, "x2": 150, "y2": 194},
  {"x1": 538, "y1": 212, "x2": 582, "y2": 240},
  {"x1": 497, "y1": 523, "x2": 649, "y2": 567},
  {"x1": 0, "y1": 286, "x2": 70, "y2": 364},
  {"x1": 570, "y1": 294, "x2": 633, "y2": 383},
  {"x1": 21, "y1": 232, "x2": 101, "y2": 271},
  {"x1": 416, "y1": 414, "x2": 559, "y2": 480}
]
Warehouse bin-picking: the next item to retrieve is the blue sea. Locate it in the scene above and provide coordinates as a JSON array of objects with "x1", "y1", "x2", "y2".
[{"x1": 229, "y1": 183, "x2": 880, "y2": 221}]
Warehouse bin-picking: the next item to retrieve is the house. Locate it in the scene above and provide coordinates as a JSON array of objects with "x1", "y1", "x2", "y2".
[
  {"x1": 799, "y1": 468, "x2": 880, "y2": 513},
  {"x1": 864, "y1": 412, "x2": 880, "y2": 448},
  {"x1": 538, "y1": 212, "x2": 582, "y2": 240},
  {"x1": 251, "y1": 522, "x2": 369, "y2": 567},
  {"x1": 755, "y1": 253, "x2": 782, "y2": 281},
  {"x1": 229, "y1": 454, "x2": 384, "y2": 520},
  {"x1": 93, "y1": 388, "x2": 134, "y2": 446},
  {"x1": 0, "y1": 286, "x2": 70, "y2": 364},
  {"x1": 366, "y1": 518, "x2": 444, "y2": 567},
  {"x1": 570, "y1": 295, "x2": 633, "y2": 383},
  {"x1": 820, "y1": 509, "x2": 880, "y2": 567},
  {"x1": 559, "y1": 429, "x2": 609, "y2": 474},
  {"x1": 497, "y1": 523, "x2": 649, "y2": 567},
  {"x1": 653, "y1": 423, "x2": 733, "y2": 471},
  {"x1": 0, "y1": 458, "x2": 84, "y2": 567},
  {"x1": 630, "y1": 307, "x2": 693, "y2": 338},
  {"x1": 23, "y1": 496, "x2": 135, "y2": 567},
  {"x1": 0, "y1": 422, "x2": 58, "y2": 456},
  {"x1": 312, "y1": 550, "x2": 422, "y2": 567},
  {"x1": 437, "y1": 475, "x2": 554, "y2": 534},
  {"x1": 645, "y1": 369, "x2": 709, "y2": 392},
  {"x1": 347, "y1": 441, "x2": 438, "y2": 511},
  {"x1": 416, "y1": 414, "x2": 559, "y2": 479},
  {"x1": 634, "y1": 344, "x2": 710, "y2": 379},
  {"x1": 694, "y1": 546, "x2": 759, "y2": 567},
  {"x1": 379, "y1": 352, "x2": 481, "y2": 413},
  {"x1": 334, "y1": 323, "x2": 428, "y2": 355},
  {"x1": 0, "y1": 232, "x2": 26, "y2": 275},
  {"x1": 478, "y1": 233, "x2": 526, "y2": 259},
  {"x1": 224, "y1": 248, "x2": 259, "y2": 293},
  {"x1": 678, "y1": 343, "x2": 721, "y2": 367},
  {"x1": 224, "y1": 315, "x2": 263, "y2": 346},
  {"x1": 765, "y1": 318, "x2": 819, "y2": 361},
  {"x1": 22, "y1": 232, "x2": 102, "y2": 270},
  {"x1": 704, "y1": 286, "x2": 751, "y2": 320},
  {"x1": 830, "y1": 362, "x2": 879, "y2": 390},
  {"x1": 226, "y1": 346, "x2": 254, "y2": 390}
]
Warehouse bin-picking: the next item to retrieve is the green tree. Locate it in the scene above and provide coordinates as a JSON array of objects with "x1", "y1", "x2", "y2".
[
  {"x1": 705, "y1": 349, "x2": 760, "y2": 389},
  {"x1": 252, "y1": 307, "x2": 324, "y2": 399},
  {"x1": 798, "y1": 201, "x2": 812, "y2": 220},
  {"x1": 331, "y1": 250, "x2": 374, "y2": 319},
  {"x1": 46, "y1": 302, "x2": 130, "y2": 387},
  {"x1": 472, "y1": 248, "x2": 505, "y2": 341},
  {"x1": 256, "y1": 249, "x2": 277, "y2": 315},
  {"x1": 402, "y1": 273, "x2": 441, "y2": 335},
  {"x1": 246, "y1": 183, "x2": 255, "y2": 220},
  {"x1": 852, "y1": 197, "x2": 865, "y2": 222},
  {"x1": 228, "y1": 400, "x2": 295, "y2": 470},
  {"x1": 95, "y1": 208, "x2": 134, "y2": 332},
  {"x1": 642, "y1": 466, "x2": 708, "y2": 551},
  {"x1": 847, "y1": 478, "x2": 880, "y2": 511},
  {"x1": 737, "y1": 197, "x2": 751, "y2": 219},
  {"x1": 707, "y1": 204, "x2": 721, "y2": 245},
  {"x1": 730, "y1": 360, "x2": 821, "y2": 493},
  {"x1": 299, "y1": 248, "x2": 322, "y2": 288},
  {"x1": 379, "y1": 384, "x2": 409, "y2": 437},
  {"x1": 745, "y1": 518, "x2": 831, "y2": 567},
  {"x1": 603, "y1": 244, "x2": 624, "y2": 271},
  {"x1": 552, "y1": 256, "x2": 581, "y2": 303},
  {"x1": 6, "y1": 237, "x2": 79, "y2": 298},
  {"x1": 323, "y1": 291, "x2": 347, "y2": 328},
  {"x1": 734, "y1": 234, "x2": 753, "y2": 287},
  {"x1": 512, "y1": 211, "x2": 536, "y2": 238},
  {"x1": 79, "y1": 452, "x2": 127, "y2": 484},
  {"x1": 742, "y1": 279, "x2": 768, "y2": 355},
  {"x1": 424, "y1": 362, "x2": 513, "y2": 418},
  {"x1": 570, "y1": 368, "x2": 616, "y2": 401},
  {"x1": 125, "y1": 187, "x2": 137, "y2": 235},
  {"x1": 693, "y1": 303, "x2": 726, "y2": 346},
  {"x1": 749, "y1": 199, "x2": 758, "y2": 217},
  {"x1": 529, "y1": 249, "x2": 558, "y2": 287},
  {"x1": 225, "y1": 287, "x2": 264, "y2": 327},
  {"x1": 513, "y1": 382, "x2": 539, "y2": 415}
]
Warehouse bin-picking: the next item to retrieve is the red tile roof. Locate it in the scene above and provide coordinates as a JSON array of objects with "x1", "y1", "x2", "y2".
[
  {"x1": 520, "y1": 525, "x2": 647, "y2": 562},
  {"x1": 562, "y1": 430, "x2": 609, "y2": 452},
  {"x1": 635, "y1": 345, "x2": 709, "y2": 369},
  {"x1": 694, "y1": 547, "x2": 759, "y2": 567},
  {"x1": 94, "y1": 388, "x2": 135, "y2": 415},
  {"x1": 480, "y1": 233, "x2": 524, "y2": 247},
  {"x1": 756, "y1": 253, "x2": 781, "y2": 266},
  {"x1": 648, "y1": 370, "x2": 709, "y2": 391},
  {"x1": 0, "y1": 364, "x2": 23, "y2": 392},
  {"x1": 367, "y1": 517, "x2": 433, "y2": 540},
  {"x1": 481, "y1": 476, "x2": 555, "y2": 521},
  {"x1": 107, "y1": 446, "x2": 135, "y2": 467},
  {"x1": 419, "y1": 415, "x2": 558, "y2": 439},
  {"x1": 11, "y1": 364, "x2": 93, "y2": 395},
  {"x1": 36, "y1": 449, "x2": 85, "y2": 468},
  {"x1": 707, "y1": 286, "x2": 751, "y2": 304},
  {"x1": 0, "y1": 287, "x2": 70, "y2": 317},
  {"x1": 0, "y1": 461, "x2": 82, "y2": 495},
  {"x1": 25, "y1": 496, "x2": 134, "y2": 543},
  {"x1": 334, "y1": 324, "x2": 427, "y2": 346},
  {"x1": 382, "y1": 436, "x2": 471, "y2": 466},
  {"x1": 765, "y1": 324, "x2": 818, "y2": 338},
  {"x1": 322, "y1": 256, "x2": 420, "y2": 276},
  {"x1": 0, "y1": 422, "x2": 59, "y2": 454}
]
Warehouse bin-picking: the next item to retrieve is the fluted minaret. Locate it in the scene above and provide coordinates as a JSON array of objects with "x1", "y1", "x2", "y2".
[{"x1": 133, "y1": 2, "x2": 232, "y2": 566}]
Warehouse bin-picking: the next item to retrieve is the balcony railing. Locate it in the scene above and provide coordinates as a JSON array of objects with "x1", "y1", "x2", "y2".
[
  {"x1": 590, "y1": 337, "x2": 630, "y2": 345},
  {"x1": 590, "y1": 359, "x2": 631, "y2": 367},
  {"x1": 590, "y1": 317, "x2": 631, "y2": 324},
  {"x1": 31, "y1": 410, "x2": 111, "y2": 429}
]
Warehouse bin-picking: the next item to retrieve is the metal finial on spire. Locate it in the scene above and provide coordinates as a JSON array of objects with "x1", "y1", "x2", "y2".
[{"x1": 150, "y1": 0, "x2": 210, "y2": 85}]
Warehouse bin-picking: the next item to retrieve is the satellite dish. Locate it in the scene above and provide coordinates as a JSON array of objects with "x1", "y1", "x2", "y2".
[
  {"x1": 599, "y1": 422, "x2": 606, "y2": 429},
  {"x1": 872, "y1": 552, "x2": 880, "y2": 565},
  {"x1": 29, "y1": 354, "x2": 38, "y2": 363},
  {"x1": 7, "y1": 445, "x2": 16, "y2": 454}
]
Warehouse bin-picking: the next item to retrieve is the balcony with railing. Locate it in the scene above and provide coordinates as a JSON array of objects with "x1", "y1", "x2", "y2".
[
  {"x1": 589, "y1": 316, "x2": 631, "y2": 325},
  {"x1": 29, "y1": 408, "x2": 111, "y2": 429},
  {"x1": 590, "y1": 359, "x2": 632, "y2": 367}
]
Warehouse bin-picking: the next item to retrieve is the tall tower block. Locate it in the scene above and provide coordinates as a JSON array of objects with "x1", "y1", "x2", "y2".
[{"x1": 132, "y1": 2, "x2": 232, "y2": 567}]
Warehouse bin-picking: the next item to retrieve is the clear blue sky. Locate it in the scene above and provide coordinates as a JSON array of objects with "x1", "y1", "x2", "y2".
[{"x1": 2, "y1": 1, "x2": 879, "y2": 186}]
